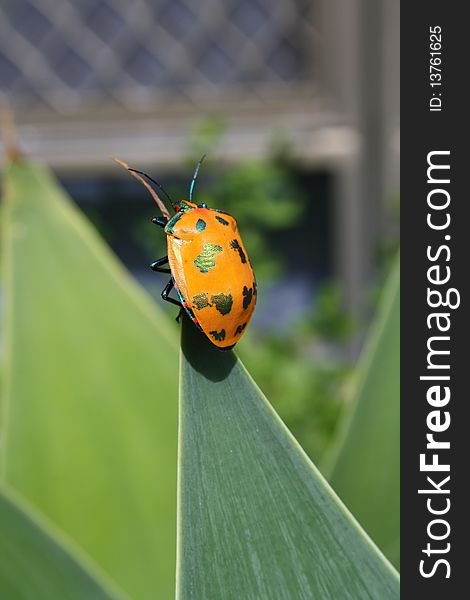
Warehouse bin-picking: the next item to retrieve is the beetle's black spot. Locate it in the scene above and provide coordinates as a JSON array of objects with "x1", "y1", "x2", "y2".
[
  {"x1": 192, "y1": 292, "x2": 211, "y2": 310},
  {"x1": 196, "y1": 219, "x2": 206, "y2": 232},
  {"x1": 235, "y1": 322, "x2": 247, "y2": 336},
  {"x1": 216, "y1": 216, "x2": 229, "y2": 226},
  {"x1": 230, "y1": 239, "x2": 247, "y2": 264},
  {"x1": 253, "y1": 279, "x2": 257, "y2": 296},
  {"x1": 209, "y1": 329, "x2": 226, "y2": 342},
  {"x1": 211, "y1": 292, "x2": 233, "y2": 315},
  {"x1": 242, "y1": 286, "x2": 253, "y2": 310}
]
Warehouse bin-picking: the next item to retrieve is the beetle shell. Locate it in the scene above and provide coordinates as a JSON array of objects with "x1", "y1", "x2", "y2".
[{"x1": 165, "y1": 200, "x2": 256, "y2": 349}]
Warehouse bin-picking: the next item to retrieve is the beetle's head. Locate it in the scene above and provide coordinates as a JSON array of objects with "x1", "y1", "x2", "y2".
[{"x1": 174, "y1": 199, "x2": 197, "y2": 212}]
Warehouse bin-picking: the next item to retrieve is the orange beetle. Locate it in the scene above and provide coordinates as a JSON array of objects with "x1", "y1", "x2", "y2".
[{"x1": 121, "y1": 157, "x2": 256, "y2": 350}]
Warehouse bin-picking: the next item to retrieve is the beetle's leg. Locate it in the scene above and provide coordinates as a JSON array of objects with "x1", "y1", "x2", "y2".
[
  {"x1": 176, "y1": 307, "x2": 184, "y2": 323},
  {"x1": 152, "y1": 216, "x2": 167, "y2": 228},
  {"x1": 150, "y1": 256, "x2": 171, "y2": 273},
  {"x1": 161, "y1": 279, "x2": 182, "y2": 308}
]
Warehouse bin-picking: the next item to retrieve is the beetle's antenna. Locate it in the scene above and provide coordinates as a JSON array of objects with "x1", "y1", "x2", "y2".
[
  {"x1": 128, "y1": 168, "x2": 176, "y2": 210},
  {"x1": 112, "y1": 157, "x2": 173, "y2": 219},
  {"x1": 189, "y1": 154, "x2": 206, "y2": 202}
]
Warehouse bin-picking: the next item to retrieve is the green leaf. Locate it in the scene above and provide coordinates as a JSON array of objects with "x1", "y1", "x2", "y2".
[
  {"x1": 0, "y1": 486, "x2": 125, "y2": 600},
  {"x1": 177, "y1": 318, "x2": 399, "y2": 599},
  {"x1": 326, "y1": 255, "x2": 400, "y2": 567},
  {"x1": 1, "y1": 162, "x2": 179, "y2": 599}
]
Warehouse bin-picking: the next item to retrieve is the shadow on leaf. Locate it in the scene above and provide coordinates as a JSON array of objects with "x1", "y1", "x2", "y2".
[{"x1": 181, "y1": 315, "x2": 236, "y2": 382}]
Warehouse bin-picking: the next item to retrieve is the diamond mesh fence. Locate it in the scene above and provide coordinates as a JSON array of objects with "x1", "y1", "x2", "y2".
[{"x1": 1, "y1": 0, "x2": 318, "y2": 116}]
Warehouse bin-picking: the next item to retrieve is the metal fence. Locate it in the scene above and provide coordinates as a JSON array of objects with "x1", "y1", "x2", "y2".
[
  {"x1": 1, "y1": 0, "x2": 318, "y2": 115},
  {"x1": 0, "y1": 0, "x2": 344, "y2": 170}
]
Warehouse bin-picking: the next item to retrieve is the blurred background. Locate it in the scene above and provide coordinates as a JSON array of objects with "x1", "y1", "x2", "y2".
[{"x1": 0, "y1": 0, "x2": 399, "y2": 461}]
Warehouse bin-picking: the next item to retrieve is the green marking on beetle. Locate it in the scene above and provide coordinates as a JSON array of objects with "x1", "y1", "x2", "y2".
[
  {"x1": 242, "y1": 286, "x2": 253, "y2": 310},
  {"x1": 209, "y1": 329, "x2": 226, "y2": 342},
  {"x1": 196, "y1": 218, "x2": 206, "y2": 232},
  {"x1": 235, "y1": 322, "x2": 247, "y2": 336},
  {"x1": 194, "y1": 243, "x2": 223, "y2": 273},
  {"x1": 192, "y1": 292, "x2": 211, "y2": 310},
  {"x1": 211, "y1": 292, "x2": 233, "y2": 315},
  {"x1": 216, "y1": 216, "x2": 229, "y2": 226},
  {"x1": 230, "y1": 239, "x2": 247, "y2": 264}
]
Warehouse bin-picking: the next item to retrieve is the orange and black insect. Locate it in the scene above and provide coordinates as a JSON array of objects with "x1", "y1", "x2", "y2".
[{"x1": 116, "y1": 156, "x2": 256, "y2": 350}]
